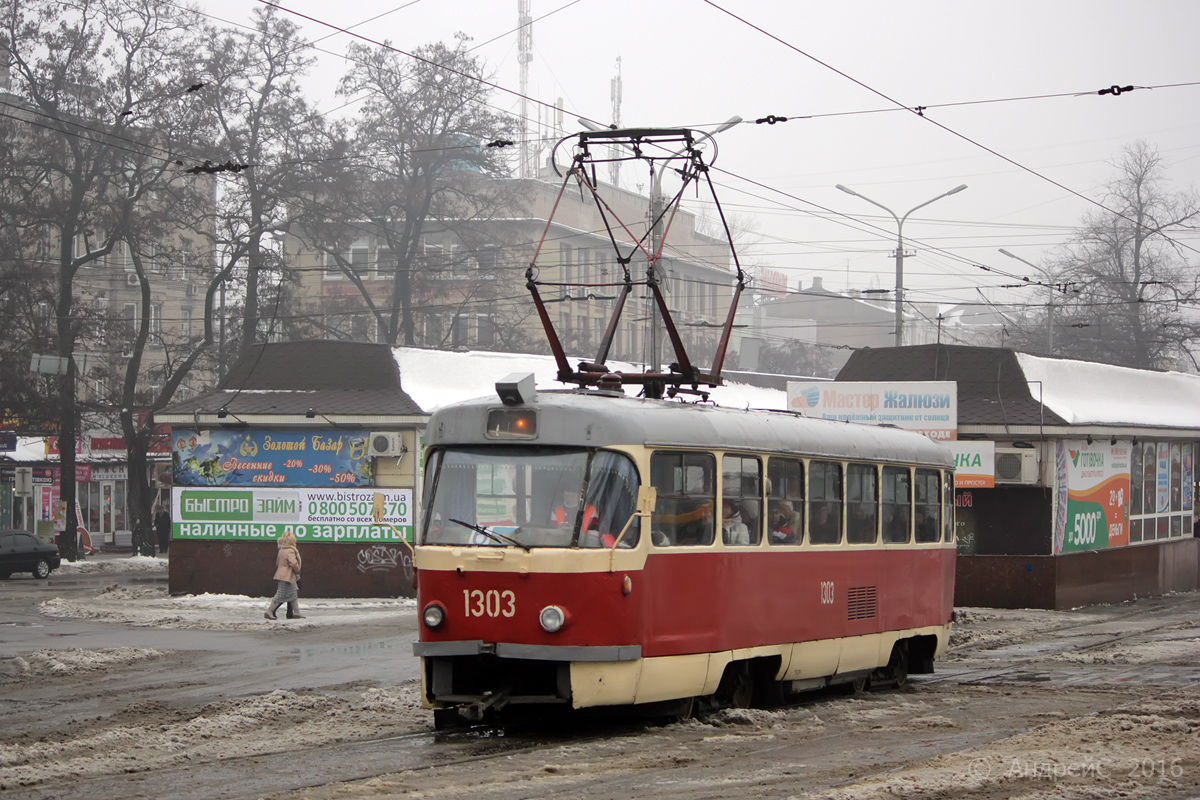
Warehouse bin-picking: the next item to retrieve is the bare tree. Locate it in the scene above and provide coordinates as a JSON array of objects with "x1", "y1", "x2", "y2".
[
  {"x1": 299, "y1": 35, "x2": 522, "y2": 346},
  {"x1": 1021, "y1": 142, "x2": 1200, "y2": 369},
  {"x1": 198, "y1": 5, "x2": 339, "y2": 352},
  {"x1": 1, "y1": 0, "x2": 219, "y2": 558}
]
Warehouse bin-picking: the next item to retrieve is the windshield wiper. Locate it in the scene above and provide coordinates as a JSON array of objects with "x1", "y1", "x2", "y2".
[{"x1": 449, "y1": 518, "x2": 530, "y2": 551}]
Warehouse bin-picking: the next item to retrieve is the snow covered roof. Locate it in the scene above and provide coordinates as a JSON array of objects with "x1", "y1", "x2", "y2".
[
  {"x1": 1016, "y1": 353, "x2": 1200, "y2": 428},
  {"x1": 391, "y1": 347, "x2": 787, "y2": 414}
]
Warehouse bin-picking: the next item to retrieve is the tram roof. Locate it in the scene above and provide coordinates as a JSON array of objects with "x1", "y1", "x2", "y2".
[{"x1": 427, "y1": 390, "x2": 952, "y2": 468}]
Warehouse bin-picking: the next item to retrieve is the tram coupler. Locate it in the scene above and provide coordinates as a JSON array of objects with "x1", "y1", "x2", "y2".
[{"x1": 460, "y1": 688, "x2": 512, "y2": 722}]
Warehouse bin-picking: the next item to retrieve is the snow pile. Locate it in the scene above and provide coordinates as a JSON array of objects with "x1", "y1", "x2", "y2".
[
  {"x1": 10, "y1": 647, "x2": 165, "y2": 677},
  {"x1": 57, "y1": 555, "x2": 167, "y2": 574}
]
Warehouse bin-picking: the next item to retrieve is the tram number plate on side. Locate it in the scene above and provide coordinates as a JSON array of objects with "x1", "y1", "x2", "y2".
[
  {"x1": 463, "y1": 589, "x2": 516, "y2": 618},
  {"x1": 819, "y1": 581, "x2": 835, "y2": 605}
]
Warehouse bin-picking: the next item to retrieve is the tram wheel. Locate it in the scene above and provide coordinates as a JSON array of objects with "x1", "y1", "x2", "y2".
[
  {"x1": 841, "y1": 675, "x2": 870, "y2": 695},
  {"x1": 888, "y1": 644, "x2": 910, "y2": 689},
  {"x1": 673, "y1": 696, "x2": 696, "y2": 722},
  {"x1": 717, "y1": 662, "x2": 753, "y2": 709}
]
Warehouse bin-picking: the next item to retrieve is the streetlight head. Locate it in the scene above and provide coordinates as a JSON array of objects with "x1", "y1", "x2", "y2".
[
  {"x1": 713, "y1": 116, "x2": 742, "y2": 133},
  {"x1": 576, "y1": 117, "x2": 608, "y2": 132},
  {"x1": 835, "y1": 184, "x2": 857, "y2": 196},
  {"x1": 998, "y1": 248, "x2": 1017, "y2": 259},
  {"x1": 948, "y1": 184, "x2": 968, "y2": 195}
]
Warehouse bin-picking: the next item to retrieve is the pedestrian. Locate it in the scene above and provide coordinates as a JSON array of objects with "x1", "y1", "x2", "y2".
[
  {"x1": 265, "y1": 529, "x2": 304, "y2": 620},
  {"x1": 154, "y1": 504, "x2": 171, "y2": 555}
]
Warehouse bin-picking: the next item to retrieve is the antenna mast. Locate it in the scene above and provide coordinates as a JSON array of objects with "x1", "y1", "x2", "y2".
[{"x1": 517, "y1": 0, "x2": 533, "y2": 179}]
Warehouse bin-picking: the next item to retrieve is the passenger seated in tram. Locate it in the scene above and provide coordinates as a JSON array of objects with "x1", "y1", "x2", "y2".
[
  {"x1": 768, "y1": 501, "x2": 797, "y2": 544},
  {"x1": 884, "y1": 504, "x2": 910, "y2": 543},
  {"x1": 721, "y1": 500, "x2": 750, "y2": 545}
]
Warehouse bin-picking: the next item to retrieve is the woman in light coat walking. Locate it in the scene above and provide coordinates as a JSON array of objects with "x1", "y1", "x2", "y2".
[{"x1": 265, "y1": 530, "x2": 304, "y2": 620}]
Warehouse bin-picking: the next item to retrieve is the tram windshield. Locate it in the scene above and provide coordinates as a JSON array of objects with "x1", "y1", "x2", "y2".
[{"x1": 422, "y1": 447, "x2": 641, "y2": 548}]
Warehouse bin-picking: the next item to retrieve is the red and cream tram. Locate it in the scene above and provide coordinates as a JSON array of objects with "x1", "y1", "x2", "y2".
[{"x1": 413, "y1": 377, "x2": 956, "y2": 724}]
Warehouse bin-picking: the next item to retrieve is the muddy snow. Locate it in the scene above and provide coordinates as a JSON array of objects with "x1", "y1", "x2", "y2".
[{"x1": 5, "y1": 558, "x2": 1200, "y2": 799}]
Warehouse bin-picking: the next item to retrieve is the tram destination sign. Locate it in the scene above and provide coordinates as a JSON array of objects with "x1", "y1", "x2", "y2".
[
  {"x1": 786, "y1": 381, "x2": 958, "y2": 441},
  {"x1": 171, "y1": 487, "x2": 413, "y2": 543}
]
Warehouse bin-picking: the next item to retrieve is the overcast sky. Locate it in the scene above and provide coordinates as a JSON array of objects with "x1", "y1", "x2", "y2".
[{"x1": 201, "y1": 0, "x2": 1200, "y2": 315}]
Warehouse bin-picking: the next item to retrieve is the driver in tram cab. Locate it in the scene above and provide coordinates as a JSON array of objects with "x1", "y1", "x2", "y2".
[{"x1": 553, "y1": 484, "x2": 598, "y2": 535}]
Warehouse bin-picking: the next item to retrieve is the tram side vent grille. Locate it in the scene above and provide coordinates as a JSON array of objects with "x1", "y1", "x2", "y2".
[{"x1": 847, "y1": 586, "x2": 877, "y2": 620}]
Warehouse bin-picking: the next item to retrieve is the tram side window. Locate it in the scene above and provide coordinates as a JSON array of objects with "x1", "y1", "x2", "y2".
[
  {"x1": 767, "y1": 458, "x2": 804, "y2": 545},
  {"x1": 809, "y1": 461, "x2": 842, "y2": 545},
  {"x1": 914, "y1": 469, "x2": 941, "y2": 543},
  {"x1": 882, "y1": 466, "x2": 912, "y2": 544},
  {"x1": 721, "y1": 455, "x2": 763, "y2": 546},
  {"x1": 943, "y1": 471, "x2": 955, "y2": 542},
  {"x1": 650, "y1": 452, "x2": 716, "y2": 547},
  {"x1": 846, "y1": 464, "x2": 879, "y2": 544}
]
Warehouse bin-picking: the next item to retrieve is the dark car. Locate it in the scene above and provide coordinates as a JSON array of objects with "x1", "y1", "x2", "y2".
[{"x1": 0, "y1": 529, "x2": 61, "y2": 579}]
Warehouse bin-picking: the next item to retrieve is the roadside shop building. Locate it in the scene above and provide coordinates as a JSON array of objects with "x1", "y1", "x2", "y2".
[{"x1": 836, "y1": 344, "x2": 1200, "y2": 609}]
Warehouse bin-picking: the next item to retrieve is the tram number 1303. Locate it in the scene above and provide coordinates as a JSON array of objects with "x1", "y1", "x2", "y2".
[
  {"x1": 464, "y1": 589, "x2": 516, "y2": 618},
  {"x1": 819, "y1": 581, "x2": 835, "y2": 605}
]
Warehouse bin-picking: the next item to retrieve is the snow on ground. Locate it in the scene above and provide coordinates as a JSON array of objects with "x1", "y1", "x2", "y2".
[
  {"x1": 45, "y1": 554, "x2": 414, "y2": 630},
  {"x1": 0, "y1": 683, "x2": 426, "y2": 788},
  {"x1": 40, "y1": 586, "x2": 414, "y2": 630}
]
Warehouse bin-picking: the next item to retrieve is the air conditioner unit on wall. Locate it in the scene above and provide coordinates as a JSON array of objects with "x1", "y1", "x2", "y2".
[
  {"x1": 125, "y1": 273, "x2": 140, "y2": 287},
  {"x1": 368, "y1": 432, "x2": 405, "y2": 457},
  {"x1": 994, "y1": 448, "x2": 1040, "y2": 485}
]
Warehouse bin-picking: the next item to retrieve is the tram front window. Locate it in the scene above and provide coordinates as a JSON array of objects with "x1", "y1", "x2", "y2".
[{"x1": 422, "y1": 447, "x2": 640, "y2": 548}]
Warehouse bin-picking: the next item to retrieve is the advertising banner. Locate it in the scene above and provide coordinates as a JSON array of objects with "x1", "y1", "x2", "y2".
[
  {"x1": 1054, "y1": 439, "x2": 1131, "y2": 554},
  {"x1": 172, "y1": 486, "x2": 413, "y2": 543},
  {"x1": 786, "y1": 381, "x2": 957, "y2": 440},
  {"x1": 951, "y1": 441, "x2": 994, "y2": 488},
  {"x1": 171, "y1": 429, "x2": 373, "y2": 487}
]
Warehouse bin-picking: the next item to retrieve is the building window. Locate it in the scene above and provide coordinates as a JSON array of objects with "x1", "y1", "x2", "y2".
[
  {"x1": 376, "y1": 247, "x2": 395, "y2": 278},
  {"x1": 181, "y1": 308, "x2": 193, "y2": 339},
  {"x1": 350, "y1": 243, "x2": 369, "y2": 280},
  {"x1": 180, "y1": 238, "x2": 193, "y2": 280}
]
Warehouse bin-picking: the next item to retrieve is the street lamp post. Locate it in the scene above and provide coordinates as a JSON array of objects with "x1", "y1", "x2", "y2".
[
  {"x1": 999, "y1": 248, "x2": 1055, "y2": 352},
  {"x1": 836, "y1": 183, "x2": 967, "y2": 346}
]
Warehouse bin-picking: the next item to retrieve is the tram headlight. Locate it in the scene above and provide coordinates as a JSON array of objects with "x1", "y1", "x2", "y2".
[
  {"x1": 422, "y1": 603, "x2": 446, "y2": 630},
  {"x1": 539, "y1": 605, "x2": 566, "y2": 633}
]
